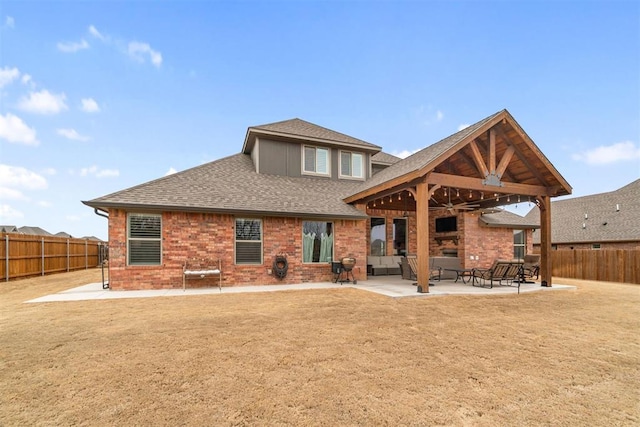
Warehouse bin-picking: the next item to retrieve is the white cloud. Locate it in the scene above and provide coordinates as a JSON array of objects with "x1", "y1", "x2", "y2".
[
  {"x1": 80, "y1": 98, "x2": 100, "y2": 113},
  {"x1": 37, "y1": 200, "x2": 53, "y2": 208},
  {"x1": 21, "y1": 73, "x2": 34, "y2": 87},
  {"x1": 0, "y1": 66, "x2": 20, "y2": 88},
  {"x1": 0, "y1": 204, "x2": 24, "y2": 221},
  {"x1": 0, "y1": 164, "x2": 48, "y2": 190},
  {"x1": 57, "y1": 39, "x2": 89, "y2": 53},
  {"x1": 0, "y1": 113, "x2": 39, "y2": 146},
  {"x1": 88, "y1": 25, "x2": 107, "y2": 41},
  {"x1": 41, "y1": 168, "x2": 57, "y2": 176},
  {"x1": 128, "y1": 41, "x2": 162, "y2": 67},
  {"x1": 4, "y1": 16, "x2": 14, "y2": 29},
  {"x1": 165, "y1": 167, "x2": 177, "y2": 176},
  {"x1": 18, "y1": 89, "x2": 68, "y2": 114},
  {"x1": 0, "y1": 187, "x2": 29, "y2": 201},
  {"x1": 57, "y1": 128, "x2": 90, "y2": 142},
  {"x1": 572, "y1": 141, "x2": 640, "y2": 165},
  {"x1": 391, "y1": 148, "x2": 422, "y2": 159},
  {"x1": 96, "y1": 169, "x2": 119, "y2": 178},
  {"x1": 79, "y1": 165, "x2": 119, "y2": 178},
  {"x1": 457, "y1": 123, "x2": 470, "y2": 131},
  {"x1": 436, "y1": 110, "x2": 444, "y2": 122}
]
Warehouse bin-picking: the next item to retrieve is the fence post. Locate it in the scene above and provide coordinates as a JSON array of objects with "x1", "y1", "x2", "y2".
[
  {"x1": 67, "y1": 239, "x2": 70, "y2": 272},
  {"x1": 5, "y1": 234, "x2": 8, "y2": 282},
  {"x1": 41, "y1": 237, "x2": 45, "y2": 276},
  {"x1": 85, "y1": 239, "x2": 88, "y2": 269}
]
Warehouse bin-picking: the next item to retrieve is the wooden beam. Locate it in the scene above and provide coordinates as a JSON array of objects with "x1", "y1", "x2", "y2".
[
  {"x1": 416, "y1": 180, "x2": 430, "y2": 293},
  {"x1": 468, "y1": 140, "x2": 489, "y2": 178},
  {"x1": 427, "y1": 172, "x2": 552, "y2": 196},
  {"x1": 496, "y1": 145, "x2": 515, "y2": 178},
  {"x1": 538, "y1": 195, "x2": 552, "y2": 287},
  {"x1": 489, "y1": 129, "x2": 496, "y2": 175}
]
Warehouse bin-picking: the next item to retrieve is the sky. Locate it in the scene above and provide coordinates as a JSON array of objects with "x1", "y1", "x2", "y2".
[{"x1": 1, "y1": 1, "x2": 638, "y2": 241}]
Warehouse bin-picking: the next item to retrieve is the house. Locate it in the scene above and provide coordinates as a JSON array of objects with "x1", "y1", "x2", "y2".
[
  {"x1": 83, "y1": 109, "x2": 571, "y2": 291},
  {"x1": 17, "y1": 226, "x2": 52, "y2": 236},
  {"x1": 525, "y1": 179, "x2": 640, "y2": 250}
]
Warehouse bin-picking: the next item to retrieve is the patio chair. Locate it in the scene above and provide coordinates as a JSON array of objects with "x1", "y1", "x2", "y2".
[
  {"x1": 523, "y1": 254, "x2": 540, "y2": 280},
  {"x1": 405, "y1": 256, "x2": 440, "y2": 286},
  {"x1": 472, "y1": 260, "x2": 522, "y2": 289}
]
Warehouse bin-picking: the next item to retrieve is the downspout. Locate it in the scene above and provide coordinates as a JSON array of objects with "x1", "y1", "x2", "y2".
[{"x1": 92, "y1": 208, "x2": 109, "y2": 289}]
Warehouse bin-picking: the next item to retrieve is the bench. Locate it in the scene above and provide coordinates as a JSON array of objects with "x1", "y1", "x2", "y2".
[
  {"x1": 183, "y1": 258, "x2": 222, "y2": 291},
  {"x1": 472, "y1": 260, "x2": 523, "y2": 289}
]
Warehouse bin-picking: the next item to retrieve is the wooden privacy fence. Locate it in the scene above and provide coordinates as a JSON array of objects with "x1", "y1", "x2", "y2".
[
  {"x1": 0, "y1": 233, "x2": 107, "y2": 281},
  {"x1": 551, "y1": 249, "x2": 640, "y2": 284}
]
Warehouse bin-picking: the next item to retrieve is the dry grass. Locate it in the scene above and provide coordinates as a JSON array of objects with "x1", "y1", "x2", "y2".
[{"x1": 1, "y1": 269, "x2": 638, "y2": 426}]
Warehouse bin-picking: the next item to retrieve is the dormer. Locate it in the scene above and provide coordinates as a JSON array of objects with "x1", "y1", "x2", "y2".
[{"x1": 242, "y1": 118, "x2": 382, "y2": 181}]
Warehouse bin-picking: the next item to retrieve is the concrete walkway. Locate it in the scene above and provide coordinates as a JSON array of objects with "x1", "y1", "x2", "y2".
[{"x1": 25, "y1": 276, "x2": 575, "y2": 303}]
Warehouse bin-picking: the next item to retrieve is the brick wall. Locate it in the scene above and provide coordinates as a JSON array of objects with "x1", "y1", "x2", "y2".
[{"x1": 107, "y1": 210, "x2": 367, "y2": 290}]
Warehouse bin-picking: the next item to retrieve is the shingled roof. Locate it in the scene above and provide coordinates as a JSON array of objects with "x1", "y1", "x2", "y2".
[
  {"x1": 242, "y1": 118, "x2": 381, "y2": 154},
  {"x1": 479, "y1": 209, "x2": 540, "y2": 229},
  {"x1": 83, "y1": 154, "x2": 368, "y2": 219},
  {"x1": 525, "y1": 179, "x2": 640, "y2": 244},
  {"x1": 371, "y1": 151, "x2": 402, "y2": 166},
  {"x1": 350, "y1": 111, "x2": 504, "y2": 196}
]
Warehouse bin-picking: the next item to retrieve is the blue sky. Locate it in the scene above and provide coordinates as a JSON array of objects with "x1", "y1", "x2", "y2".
[{"x1": 1, "y1": 1, "x2": 638, "y2": 241}]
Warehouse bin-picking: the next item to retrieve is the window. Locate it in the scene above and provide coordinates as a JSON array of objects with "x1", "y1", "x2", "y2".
[
  {"x1": 370, "y1": 217, "x2": 386, "y2": 256},
  {"x1": 128, "y1": 213, "x2": 161, "y2": 265},
  {"x1": 393, "y1": 218, "x2": 407, "y2": 256},
  {"x1": 513, "y1": 230, "x2": 526, "y2": 260},
  {"x1": 592, "y1": 243, "x2": 601, "y2": 250},
  {"x1": 235, "y1": 219, "x2": 262, "y2": 264},
  {"x1": 340, "y1": 151, "x2": 364, "y2": 179},
  {"x1": 303, "y1": 146, "x2": 329, "y2": 175},
  {"x1": 302, "y1": 221, "x2": 333, "y2": 263}
]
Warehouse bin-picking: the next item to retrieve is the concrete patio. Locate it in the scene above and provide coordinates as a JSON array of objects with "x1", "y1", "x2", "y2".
[{"x1": 25, "y1": 275, "x2": 575, "y2": 303}]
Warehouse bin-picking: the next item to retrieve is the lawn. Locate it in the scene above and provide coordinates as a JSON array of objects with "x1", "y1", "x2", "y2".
[{"x1": 1, "y1": 269, "x2": 638, "y2": 426}]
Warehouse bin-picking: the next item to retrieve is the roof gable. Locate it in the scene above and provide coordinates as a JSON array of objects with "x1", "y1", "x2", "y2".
[
  {"x1": 346, "y1": 109, "x2": 572, "y2": 206},
  {"x1": 242, "y1": 118, "x2": 381, "y2": 154}
]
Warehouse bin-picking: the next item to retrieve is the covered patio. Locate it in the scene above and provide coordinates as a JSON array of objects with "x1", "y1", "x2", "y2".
[{"x1": 345, "y1": 109, "x2": 572, "y2": 293}]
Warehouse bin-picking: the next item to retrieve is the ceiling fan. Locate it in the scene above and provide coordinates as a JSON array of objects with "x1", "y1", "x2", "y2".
[{"x1": 430, "y1": 187, "x2": 480, "y2": 214}]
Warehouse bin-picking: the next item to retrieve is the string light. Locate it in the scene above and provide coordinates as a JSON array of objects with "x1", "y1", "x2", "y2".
[
  {"x1": 507, "y1": 195, "x2": 510, "y2": 202},
  {"x1": 456, "y1": 189, "x2": 460, "y2": 198},
  {"x1": 481, "y1": 192, "x2": 484, "y2": 200},
  {"x1": 443, "y1": 187, "x2": 447, "y2": 197},
  {"x1": 469, "y1": 189, "x2": 473, "y2": 199}
]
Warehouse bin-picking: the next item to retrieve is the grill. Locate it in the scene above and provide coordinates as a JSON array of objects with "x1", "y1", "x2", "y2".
[{"x1": 332, "y1": 257, "x2": 357, "y2": 284}]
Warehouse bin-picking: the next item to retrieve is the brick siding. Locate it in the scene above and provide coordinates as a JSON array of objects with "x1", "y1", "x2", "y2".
[{"x1": 107, "y1": 209, "x2": 366, "y2": 290}]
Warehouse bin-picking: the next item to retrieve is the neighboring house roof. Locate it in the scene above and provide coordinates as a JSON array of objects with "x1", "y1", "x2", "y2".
[
  {"x1": 18, "y1": 226, "x2": 52, "y2": 236},
  {"x1": 83, "y1": 154, "x2": 368, "y2": 219},
  {"x1": 479, "y1": 209, "x2": 540, "y2": 229},
  {"x1": 55, "y1": 232, "x2": 73, "y2": 238},
  {"x1": 0, "y1": 225, "x2": 19, "y2": 233},
  {"x1": 371, "y1": 151, "x2": 402, "y2": 166},
  {"x1": 242, "y1": 118, "x2": 382, "y2": 154},
  {"x1": 525, "y1": 179, "x2": 640, "y2": 244}
]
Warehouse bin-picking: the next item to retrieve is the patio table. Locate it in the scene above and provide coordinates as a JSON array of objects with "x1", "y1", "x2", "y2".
[{"x1": 443, "y1": 268, "x2": 474, "y2": 284}]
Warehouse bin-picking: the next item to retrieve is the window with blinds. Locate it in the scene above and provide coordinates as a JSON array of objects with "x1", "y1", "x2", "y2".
[
  {"x1": 128, "y1": 213, "x2": 161, "y2": 265},
  {"x1": 340, "y1": 151, "x2": 363, "y2": 179},
  {"x1": 235, "y1": 218, "x2": 262, "y2": 264},
  {"x1": 303, "y1": 146, "x2": 329, "y2": 176}
]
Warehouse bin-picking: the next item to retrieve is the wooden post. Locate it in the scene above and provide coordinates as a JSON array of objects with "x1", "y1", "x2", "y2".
[
  {"x1": 416, "y1": 180, "x2": 430, "y2": 293},
  {"x1": 539, "y1": 195, "x2": 552, "y2": 287},
  {"x1": 5, "y1": 235, "x2": 8, "y2": 282},
  {"x1": 41, "y1": 237, "x2": 45, "y2": 276}
]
